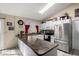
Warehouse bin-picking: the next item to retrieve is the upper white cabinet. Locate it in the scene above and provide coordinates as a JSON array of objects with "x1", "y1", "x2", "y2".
[
  {"x1": 40, "y1": 23, "x2": 46, "y2": 30},
  {"x1": 41, "y1": 21, "x2": 55, "y2": 30},
  {"x1": 45, "y1": 21, "x2": 51, "y2": 29}
]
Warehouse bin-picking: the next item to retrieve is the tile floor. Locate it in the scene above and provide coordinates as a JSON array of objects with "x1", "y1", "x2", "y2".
[
  {"x1": 0, "y1": 48, "x2": 22, "y2": 56},
  {"x1": 57, "y1": 50, "x2": 72, "y2": 56},
  {"x1": 58, "y1": 49, "x2": 79, "y2": 56},
  {"x1": 0, "y1": 48, "x2": 79, "y2": 56}
]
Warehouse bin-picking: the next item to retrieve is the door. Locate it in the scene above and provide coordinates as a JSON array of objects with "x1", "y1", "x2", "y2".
[{"x1": 0, "y1": 19, "x2": 4, "y2": 50}]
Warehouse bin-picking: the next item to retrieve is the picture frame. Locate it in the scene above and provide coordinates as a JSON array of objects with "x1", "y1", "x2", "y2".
[
  {"x1": 8, "y1": 27, "x2": 14, "y2": 30},
  {"x1": 7, "y1": 22, "x2": 12, "y2": 26},
  {"x1": 75, "y1": 8, "x2": 79, "y2": 17}
]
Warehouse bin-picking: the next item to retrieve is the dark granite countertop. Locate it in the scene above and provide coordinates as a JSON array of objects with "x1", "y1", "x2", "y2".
[
  {"x1": 27, "y1": 33, "x2": 44, "y2": 35},
  {"x1": 17, "y1": 35, "x2": 58, "y2": 56}
]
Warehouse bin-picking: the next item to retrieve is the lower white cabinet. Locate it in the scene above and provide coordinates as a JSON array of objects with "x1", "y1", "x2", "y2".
[
  {"x1": 18, "y1": 39, "x2": 37, "y2": 56},
  {"x1": 51, "y1": 36, "x2": 55, "y2": 43},
  {"x1": 31, "y1": 35, "x2": 44, "y2": 40}
]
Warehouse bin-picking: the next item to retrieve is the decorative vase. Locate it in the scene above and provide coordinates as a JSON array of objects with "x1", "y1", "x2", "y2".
[
  {"x1": 25, "y1": 25, "x2": 30, "y2": 33},
  {"x1": 36, "y1": 25, "x2": 39, "y2": 33}
]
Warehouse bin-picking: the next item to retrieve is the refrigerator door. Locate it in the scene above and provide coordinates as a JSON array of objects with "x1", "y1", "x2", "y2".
[
  {"x1": 72, "y1": 20, "x2": 79, "y2": 50},
  {"x1": 61, "y1": 23, "x2": 71, "y2": 42},
  {"x1": 54, "y1": 25, "x2": 60, "y2": 40},
  {"x1": 54, "y1": 24, "x2": 63, "y2": 41}
]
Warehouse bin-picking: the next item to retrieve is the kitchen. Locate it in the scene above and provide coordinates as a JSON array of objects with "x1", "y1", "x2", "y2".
[{"x1": 0, "y1": 3, "x2": 79, "y2": 56}]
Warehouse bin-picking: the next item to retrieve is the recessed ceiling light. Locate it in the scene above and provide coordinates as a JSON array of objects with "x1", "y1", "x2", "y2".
[{"x1": 39, "y1": 0, "x2": 55, "y2": 14}]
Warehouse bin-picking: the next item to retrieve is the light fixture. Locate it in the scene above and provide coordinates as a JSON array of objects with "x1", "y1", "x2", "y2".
[{"x1": 39, "y1": 0, "x2": 55, "y2": 14}]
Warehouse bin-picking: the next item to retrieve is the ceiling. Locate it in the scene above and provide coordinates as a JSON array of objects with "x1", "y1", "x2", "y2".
[{"x1": 0, "y1": 3, "x2": 71, "y2": 20}]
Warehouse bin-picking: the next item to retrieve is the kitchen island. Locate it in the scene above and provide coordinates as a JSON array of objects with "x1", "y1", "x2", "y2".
[{"x1": 17, "y1": 34, "x2": 58, "y2": 56}]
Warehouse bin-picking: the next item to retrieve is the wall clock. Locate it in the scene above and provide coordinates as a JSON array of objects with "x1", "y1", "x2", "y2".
[{"x1": 18, "y1": 20, "x2": 24, "y2": 25}]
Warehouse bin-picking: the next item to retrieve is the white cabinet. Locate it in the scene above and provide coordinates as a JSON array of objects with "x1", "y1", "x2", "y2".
[
  {"x1": 31, "y1": 35, "x2": 44, "y2": 40},
  {"x1": 51, "y1": 36, "x2": 55, "y2": 43},
  {"x1": 45, "y1": 21, "x2": 53, "y2": 30},
  {"x1": 18, "y1": 39, "x2": 37, "y2": 56},
  {"x1": 41, "y1": 21, "x2": 55, "y2": 30},
  {"x1": 40, "y1": 23, "x2": 45, "y2": 30}
]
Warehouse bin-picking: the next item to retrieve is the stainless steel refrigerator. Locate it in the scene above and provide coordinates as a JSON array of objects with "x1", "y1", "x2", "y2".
[{"x1": 54, "y1": 20, "x2": 72, "y2": 53}]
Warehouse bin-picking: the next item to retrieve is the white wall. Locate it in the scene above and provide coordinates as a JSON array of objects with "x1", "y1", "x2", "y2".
[
  {"x1": 24, "y1": 18, "x2": 41, "y2": 33},
  {"x1": 0, "y1": 13, "x2": 41, "y2": 49},
  {"x1": 49, "y1": 4, "x2": 79, "y2": 20},
  {"x1": 14, "y1": 16, "x2": 41, "y2": 34}
]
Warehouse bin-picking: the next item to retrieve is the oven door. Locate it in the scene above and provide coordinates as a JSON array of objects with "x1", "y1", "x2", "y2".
[{"x1": 44, "y1": 35, "x2": 51, "y2": 42}]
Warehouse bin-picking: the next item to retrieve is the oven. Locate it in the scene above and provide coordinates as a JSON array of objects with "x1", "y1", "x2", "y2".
[{"x1": 41, "y1": 30, "x2": 54, "y2": 42}]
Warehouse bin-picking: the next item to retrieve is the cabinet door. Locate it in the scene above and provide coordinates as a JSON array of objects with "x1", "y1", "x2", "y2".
[
  {"x1": 45, "y1": 22, "x2": 49, "y2": 29},
  {"x1": 45, "y1": 21, "x2": 52, "y2": 30},
  {"x1": 54, "y1": 25, "x2": 60, "y2": 40},
  {"x1": 32, "y1": 35, "x2": 44, "y2": 40},
  {"x1": 51, "y1": 36, "x2": 55, "y2": 43},
  {"x1": 37, "y1": 35, "x2": 44, "y2": 40},
  {"x1": 41, "y1": 23, "x2": 46, "y2": 30}
]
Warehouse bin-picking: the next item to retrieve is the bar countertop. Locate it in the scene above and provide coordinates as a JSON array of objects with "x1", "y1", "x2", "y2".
[{"x1": 17, "y1": 34, "x2": 58, "y2": 56}]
